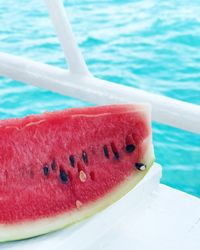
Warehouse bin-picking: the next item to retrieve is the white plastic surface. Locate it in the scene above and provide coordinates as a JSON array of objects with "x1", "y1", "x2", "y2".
[
  {"x1": 87, "y1": 185, "x2": 200, "y2": 250},
  {"x1": 1, "y1": 164, "x2": 200, "y2": 250}
]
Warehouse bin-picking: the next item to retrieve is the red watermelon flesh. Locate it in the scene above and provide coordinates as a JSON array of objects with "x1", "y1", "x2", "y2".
[{"x1": 0, "y1": 104, "x2": 154, "y2": 241}]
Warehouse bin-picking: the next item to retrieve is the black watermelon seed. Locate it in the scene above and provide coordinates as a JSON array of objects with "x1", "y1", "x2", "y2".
[
  {"x1": 103, "y1": 145, "x2": 109, "y2": 159},
  {"x1": 69, "y1": 155, "x2": 75, "y2": 167},
  {"x1": 111, "y1": 142, "x2": 120, "y2": 160},
  {"x1": 51, "y1": 159, "x2": 57, "y2": 171},
  {"x1": 43, "y1": 165, "x2": 49, "y2": 176},
  {"x1": 82, "y1": 151, "x2": 88, "y2": 164},
  {"x1": 125, "y1": 144, "x2": 136, "y2": 153},
  {"x1": 113, "y1": 151, "x2": 120, "y2": 160},
  {"x1": 135, "y1": 163, "x2": 146, "y2": 171},
  {"x1": 59, "y1": 169, "x2": 69, "y2": 183}
]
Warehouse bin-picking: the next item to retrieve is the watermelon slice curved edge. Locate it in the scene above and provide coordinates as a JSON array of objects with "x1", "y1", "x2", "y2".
[{"x1": 0, "y1": 104, "x2": 155, "y2": 242}]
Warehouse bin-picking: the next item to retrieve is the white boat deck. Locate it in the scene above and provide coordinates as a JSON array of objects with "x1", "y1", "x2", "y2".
[
  {"x1": 90, "y1": 185, "x2": 200, "y2": 250},
  {"x1": 2, "y1": 164, "x2": 200, "y2": 250}
]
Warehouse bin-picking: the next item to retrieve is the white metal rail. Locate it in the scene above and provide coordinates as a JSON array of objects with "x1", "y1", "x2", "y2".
[{"x1": 0, "y1": 0, "x2": 199, "y2": 134}]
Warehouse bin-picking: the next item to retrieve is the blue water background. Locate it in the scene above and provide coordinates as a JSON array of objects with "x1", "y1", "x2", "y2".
[{"x1": 0, "y1": 0, "x2": 200, "y2": 197}]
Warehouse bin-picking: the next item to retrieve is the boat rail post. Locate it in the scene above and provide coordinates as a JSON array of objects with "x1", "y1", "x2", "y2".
[{"x1": 45, "y1": 0, "x2": 90, "y2": 77}]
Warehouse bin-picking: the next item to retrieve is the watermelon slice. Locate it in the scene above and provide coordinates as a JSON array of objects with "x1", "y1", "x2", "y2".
[{"x1": 0, "y1": 104, "x2": 154, "y2": 242}]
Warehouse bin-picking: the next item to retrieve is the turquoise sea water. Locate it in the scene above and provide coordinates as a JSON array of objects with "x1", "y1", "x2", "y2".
[{"x1": 0, "y1": 0, "x2": 200, "y2": 197}]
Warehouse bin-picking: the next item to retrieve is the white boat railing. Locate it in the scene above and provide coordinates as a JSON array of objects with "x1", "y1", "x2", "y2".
[{"x1": 0, "y1": 0, "x2": 199, "y2": 134}]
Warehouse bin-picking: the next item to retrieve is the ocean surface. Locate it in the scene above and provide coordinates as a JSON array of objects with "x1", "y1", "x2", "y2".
[{"x1": 0, "y1": 0, "x2": 200, "y2": 197}]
